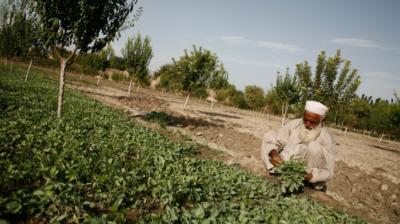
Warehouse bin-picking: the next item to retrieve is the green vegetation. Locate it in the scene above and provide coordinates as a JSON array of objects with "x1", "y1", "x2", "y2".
[
  {"x1": 295, "y1": 50, "x2": 361, "y2": 124},
  {"x1": 155, "y1": 45, "x2": 229, "y2": 98},
  {"x1": 266, "y1": 69, "x2": 301, "y2": 124},
  {"x1": 144, "y1": 111, "x2": 176, "y2": 128},
  {"x1": 0, "y1": 0, "x2": 39, "y2": 60},
  {"x1": 244, "y1": 85, "x2": 266, "y2": 110},
  {"x1": 216, "y1": 84, "x2": 250, "y2": 109},
  {"x1": 273, "y1": 160, "x2": 307, "y2": 194},
  {"x1": 0, "y1": 65, "x2": 365, "y2": 223},
  {"x1": 32, "y1": 0, "x2": 141, "y2": 117},
  {"x1": 1, "y1": 0, "x2": 397, "y2": 140},
  {"x1": 122, "y1": 33, "x2": 153, "y2": 86}
]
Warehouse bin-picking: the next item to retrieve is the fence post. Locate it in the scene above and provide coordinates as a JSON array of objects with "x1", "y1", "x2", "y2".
[
  {"x1": 96, "y1": 74, "x2": 101, "y2": 86},
  {"x1": 184, "y1": 94, "x2": 190, "y2": 110},
  {"x1": 128, "y1": 79, "x2": 133, "y2": 95},
  {"x1": 378, "y1": 134, "x2": 384, "y2": 143},
  {"x1": 24, "y1": 59, "x2": 33, "y2": 83}
]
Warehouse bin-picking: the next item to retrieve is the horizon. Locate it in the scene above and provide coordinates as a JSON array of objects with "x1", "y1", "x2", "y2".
[{"x1": 112, "y1": 0, "x2": 400, "y2": 101}]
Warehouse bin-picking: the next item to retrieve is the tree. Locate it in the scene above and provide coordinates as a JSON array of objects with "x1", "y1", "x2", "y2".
[
  {"x1": 244, "y1": 85, "x2": 265, "y2": 110},
  {"x1": 296, "y1": 50, "x2": 361, "y2": 123},
  {"x1": 0, "y1": 0, "x2": 37, "y2": 59},
  {"x1": 155, "y1": 45, "x2": 229, "y2": 97},
  {"x1": 31, "y1": 0, "x2": 141, "y2": 117},
  {"x1": 267, "y1": 69, "x2": 300, "y2": 126},
  {"x1": 121, "y1": 33, "x2": 153, "y2": 86}
]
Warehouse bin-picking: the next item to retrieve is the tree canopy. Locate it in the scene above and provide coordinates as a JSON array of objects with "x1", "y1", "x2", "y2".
[
  {"x1": 121, "y1": 33, "x2": 153, "y2": 85},
  {"x1": 156, "y1": 45, "x2": 229, "y2": 97},
  {"x1": 30, "y1": 0, "x2": 141, "y2": 117},
  {"x1": 295, "y1": 50, "x2": 361, "y2": 123}
]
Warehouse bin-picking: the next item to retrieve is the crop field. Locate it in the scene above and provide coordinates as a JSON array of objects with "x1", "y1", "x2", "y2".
[{"x1": 0, "y1": 65, "x2": 366, "y2": 223}]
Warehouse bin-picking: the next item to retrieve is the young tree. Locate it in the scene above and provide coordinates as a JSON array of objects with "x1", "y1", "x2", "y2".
[
  {"x1": 296, "y1": 50, "x2": 361, "y2": 123},
  {"x1": 267, "y1": 69, "x2": 300, "y2": 126},
  {"x1": 121, "y1": 33, "x2": 153, "y2": 86},
  {"x1": 155, "y1": 45, "x2": 229, "y2": 97},
  {"x1": 244, "y1": 85, "x2": 266, "y2": 110},
  {"x1": 0, "y1": 0, "x2": 37, "y2": 59},
  {"x1": 31, "y1": 0, "x2": 141, "y2": 117}
]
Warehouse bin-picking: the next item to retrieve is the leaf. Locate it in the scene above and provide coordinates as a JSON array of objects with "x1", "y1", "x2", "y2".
[
  {"x1": 110, "y1": 194, "x2": 124, "y2": 213},
  {"x1": 5, "y1": 201, "x2": 21, "y2": 214}
]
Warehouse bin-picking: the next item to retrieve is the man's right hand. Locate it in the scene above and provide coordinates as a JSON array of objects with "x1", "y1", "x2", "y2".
[{"x1": 269, "y1": 150, "x2": 283, "y2": 166}]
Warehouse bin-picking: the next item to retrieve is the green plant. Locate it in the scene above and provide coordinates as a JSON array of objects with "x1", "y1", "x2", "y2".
[
  {"x1": 111, "y1": 71, "x2": 126, "y2": 81},
  {"x1": 143, "y1": 111, "x2": 175, "y2": 128},
  {"x1": 273, "y1": 160, "x2": 307, "y2": 194},
  {"x1": 0, "y1": 64, "x2": 365, "y2": 223}
]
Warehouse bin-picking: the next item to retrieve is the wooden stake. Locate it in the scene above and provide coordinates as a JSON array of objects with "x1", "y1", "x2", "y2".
[
  {"x1": 96, "y1": 74, "x2": 101, "y2": 86},
  {"x1": 379, "y1": 134, "x2": 384, "y2": 143},
  {"x1": 184, "y1": 94, "x2": 190, "y2": 110},
  {"x1": 24, "y1": 59, "x2": 33, "y2": 83},
  {"x1": 128, "y1": 79, "x2": 133, "y2": 95}
]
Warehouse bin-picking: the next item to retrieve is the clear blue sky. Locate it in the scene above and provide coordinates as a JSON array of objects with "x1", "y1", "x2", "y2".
[{"x1": 112, "y1": 0, "x2": 400, "y2": 101}]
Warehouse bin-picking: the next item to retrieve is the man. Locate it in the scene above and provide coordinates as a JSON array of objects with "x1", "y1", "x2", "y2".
[{"x1": 261, "y1": 101, "x2": 335, "y2": 190}]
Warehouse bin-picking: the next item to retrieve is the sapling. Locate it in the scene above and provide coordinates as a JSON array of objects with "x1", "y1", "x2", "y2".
[{"x1": 273, "y1": 159, "x2": 307, "y2": 194}]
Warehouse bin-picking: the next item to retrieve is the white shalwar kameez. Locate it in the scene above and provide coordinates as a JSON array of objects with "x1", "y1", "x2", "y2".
[{"x1": 261, "y1": 118, "x2": 336, "y2": 184}]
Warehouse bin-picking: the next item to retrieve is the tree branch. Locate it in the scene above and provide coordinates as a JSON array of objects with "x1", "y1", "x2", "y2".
[
  {"x1": 52, "y1": 46, "x2": 62, "y2": 60},
  {"x1": 66, "y1": 46, "x2": 79, "y2": 64}
]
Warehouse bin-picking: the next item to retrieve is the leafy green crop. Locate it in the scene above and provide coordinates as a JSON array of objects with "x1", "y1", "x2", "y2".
[
  {"x1": 0, "y1": 64, "x2": 366, "y2": 223},
  {"x1": 274, "y1": 160, "x2": 307, "y2": 194}
]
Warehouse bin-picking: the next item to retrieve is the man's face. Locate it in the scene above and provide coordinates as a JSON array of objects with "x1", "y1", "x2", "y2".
[{"x1": 303, "y1": 111, "x2": 321, "y2": 130}]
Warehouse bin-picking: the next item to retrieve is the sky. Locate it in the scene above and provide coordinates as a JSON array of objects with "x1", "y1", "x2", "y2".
[{"x1": 112, "y1": 0, "x2": 400, "y2": 101}]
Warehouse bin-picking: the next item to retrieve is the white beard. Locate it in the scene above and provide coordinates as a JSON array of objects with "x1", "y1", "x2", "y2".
[{"x1": 298, "y1": 123, "x2": 322, "y2": 143}]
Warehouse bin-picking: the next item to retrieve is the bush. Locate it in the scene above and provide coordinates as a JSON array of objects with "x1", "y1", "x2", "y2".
[{"x1": 111, "y1": 71, "x2": 126, "y2": 81}]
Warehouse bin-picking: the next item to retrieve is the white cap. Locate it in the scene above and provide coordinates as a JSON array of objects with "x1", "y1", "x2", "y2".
[{"x1": 305, "y1": 101, "x2": 328, "y2": 117}]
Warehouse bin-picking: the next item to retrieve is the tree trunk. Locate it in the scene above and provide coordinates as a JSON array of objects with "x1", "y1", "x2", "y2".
[
  {"x1": 9, "y1": 62, "x2": 13, "y2": 75},
  {"x1": 25, "y1": 59, "x2": 33, "y2": 83},
  {"x1": 57, "y1": 59, "x2": 67, "y2": 118}
]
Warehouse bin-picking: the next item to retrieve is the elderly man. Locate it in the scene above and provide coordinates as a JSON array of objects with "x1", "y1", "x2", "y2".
[{"x1": 261, "y1": 101, "x2": 336, "y2": 190}]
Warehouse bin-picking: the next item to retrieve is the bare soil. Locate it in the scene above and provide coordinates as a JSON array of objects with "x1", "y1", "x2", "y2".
[{"x1": 19, "y1": 63, "x2": 400, "y2": 224}]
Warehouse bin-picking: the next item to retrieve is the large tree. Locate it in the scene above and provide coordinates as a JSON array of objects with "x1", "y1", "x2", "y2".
[
  {"x1": 31, "y1": 0, "x2": 141, "y2": 117},
  {"x1": 295, "y1": 50, "x2": 361, "y2": 123}
]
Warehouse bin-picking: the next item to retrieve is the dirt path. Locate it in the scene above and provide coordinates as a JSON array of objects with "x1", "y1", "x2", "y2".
[{"x1": 15, "y1": 62, "x2": 399, "y2": 224}]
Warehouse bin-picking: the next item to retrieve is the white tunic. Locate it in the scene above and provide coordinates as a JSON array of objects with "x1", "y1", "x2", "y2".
[{"x1": 261, "y1": 119, "x2": 336, "y2": 183}]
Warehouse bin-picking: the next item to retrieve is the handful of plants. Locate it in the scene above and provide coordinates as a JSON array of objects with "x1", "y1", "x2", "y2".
[{"x1": 273, "y1": 160, "x2": 307, "y2": 194}]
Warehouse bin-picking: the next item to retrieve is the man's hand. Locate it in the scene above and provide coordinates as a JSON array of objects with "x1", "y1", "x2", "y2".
[
  {"x1": 305, "y1": 172, "x2": 313, "y2": 181},
  {"x1": 269, "y1": 150, "x2": 283, "y2": 166}
]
